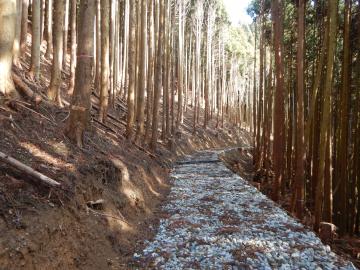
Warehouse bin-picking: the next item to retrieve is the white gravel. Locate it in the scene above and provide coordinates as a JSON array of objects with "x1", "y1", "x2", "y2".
[{"x1": 134, "y1": 150, "x2": 356, "y2": 270}]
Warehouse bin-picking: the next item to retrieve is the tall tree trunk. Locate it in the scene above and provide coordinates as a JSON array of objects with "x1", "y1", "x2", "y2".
[
  {"x1": 125, "y1": 0, "x2": 137, "y2": 139},
  {"x1": 68, "y1": 0, "x2": 77, "y2": 94},
  {"x1": 44, "y1": 0, "x2": 53, "y2": 58},
  {"x1": 145, "y1": 0, "x2": 155, "y2": 143},
  {"x1": 314, "y1": 0, "x2": 338, "y2": 232},
  {"x1": 0, "y1": 0, "x2": 17, "y2": 97},
  {"x1": 271, "y1": 0, "x2": 286, "y2": 202},
  {"x1": 95, "y1": 0, "x2": 101, "y2": 92},
  {"x1": 29, "y1": 0, "x2": 41, "y2": 80},
  {"x1": 334, "y1": 0, "x2": 351, "y2": 233},
  {"x1": 62, "y1": 0, "x2": 69, "y2": 70},
  {"x1": 65, "y1": 0, "x2": 95, "y2": 147},
  {"x1": 293, "y1": 0, "x2": 306, "y2": 219},
  {"x1": 20, "y1": 0, "x2": 29, "y2": 56},
  {"x1": 13, "y1": 0, "x2": 23, "y2": 67},
  {"x1": 98, "y1": 0, "x2": 110, "y2": 123},
  {"x1": 150, "y1": 0, "x2": 164, "y2": 150},
  {"x1": 135, "y1": 0, "x2": 147, "y2": 141},
  {"x1": 47, "y1": 0, "x2": 65, "y2": 106}
]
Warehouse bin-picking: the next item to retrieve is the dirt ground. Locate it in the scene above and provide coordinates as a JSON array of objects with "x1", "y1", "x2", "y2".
[{"x1": 0, "y1": 39, "x2": 251, "y2": 269}]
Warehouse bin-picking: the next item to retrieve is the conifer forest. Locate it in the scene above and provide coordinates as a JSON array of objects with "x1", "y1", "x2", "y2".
[{"x1": 0, "y1": 0, "x2": 360, "y2": 268}]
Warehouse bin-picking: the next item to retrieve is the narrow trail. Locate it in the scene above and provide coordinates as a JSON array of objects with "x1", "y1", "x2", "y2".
[{"x1": 134, "y1": 150, "x2": 355, "y2": 270}]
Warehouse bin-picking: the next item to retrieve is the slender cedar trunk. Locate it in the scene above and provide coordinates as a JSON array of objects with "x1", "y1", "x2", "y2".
[
  {"x1": 20, "y1": 0, "x2": 29, "y2": 57},
  {"x1": 176, "y1": 0, "x2": 184, "y2": 129},
  {"x1": 62, "y1": 0, "x2": 69, "y2": 70},
  {"x1": 126, "y1": 0, "x2": 137, "y2": 139},
  {"x1": 0, "y1": 0, "x2": 17, "y2": 97},
  {"x1": 135, "y1": 0, "x2": 147, "y2": 141},
  {"x1": 314, "y1": 0, "x2": 338, "y2": 232},
  {"x1": 293, "y1": 0, "x2": 305, "y2": 219},
  {"x1": 98, "y1": 0, "x2": 110, "y2": 123},
  {"x1": 354, "y1": 46, "x2": 360, "y2": 233},
  {"x1": 40, "y1": 0, "x2": 45, "y2": 42},
  {"x1": 285, "y1": 41, "x2": 294, "y2": 193},
  {"x1": 95, "y1": 0, "x2": 101, "y2": 92},
  {"x1": 162, "y1": 0, "x2": 171, "y2": 139},
  {"x1": 29, "y1": 0, "x2": 41, "y2": 80},
  {"x1": 121, "y1": 0, "x2": 130, "y2": 101},
  {"x1": 13, "y1": 0, "x2": 23, "y2": 67},
  {"x1": 256, "y1": 0, "x2": 264, "y2": 170},
  {"x1": 150, "y1": 0, "x2": 164, "y2": 150},
  {"x1": 334, "y1": 0, "x2": 351, "y2": 233},
  {"x1": 253, "y1": 19, "x2": 257, "y2": 147},
  {"x1": 109, "y1": 0, "x2": 115, "y2": 106},
  {"x1": 204, "y1": 7, "x2": 212, "y2": 128},
  {"x1": 311, "y1": 86, "x2": 321, "y2": 203},
  {"x1": 306, "y1": 19, "x2": 328, "y2": 188},
  {"x1": 65, "y1": 0, "x2": 95, "y2": 147},
  {"x1": 170, "y1": 14, "x2": 175, "y2": 134},
  {"x1": 323, "y1": 129, "x2": 332, "y2": 222},
  {"x1": 145, "y1": 0, "x2": 155, "y2": 143},
  {"x1": 193, "y1": 2, "x2": 203, "y2": 134},
  {"x1": 44, "y1": 0, "x2": 53, "y2": 58},
  {"x1": 68, "y1": 0, "x2": 77, "y2": 94},
  {"x1": 47, "y1": 0, "x2": 65, "y2": 106}
]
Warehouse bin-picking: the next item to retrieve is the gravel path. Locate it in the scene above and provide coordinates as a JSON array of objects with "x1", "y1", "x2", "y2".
[{"x1": 134, "y1": 150, "x2": 356, "y2": 270}]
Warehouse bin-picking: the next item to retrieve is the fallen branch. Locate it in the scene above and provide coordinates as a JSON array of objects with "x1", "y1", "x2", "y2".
[
  {"x1": 12, "y1": 73, "x2": 42, "y2": 105},
  {"x1": 86, "y1": 207, "x2": 130, "y2": 225},
  {"x1": 0, "y1": 151, "x2": 61, "y2": 187}
]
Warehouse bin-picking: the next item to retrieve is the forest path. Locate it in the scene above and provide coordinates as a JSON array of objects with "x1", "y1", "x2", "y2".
[{"x1": 134, "y1": 150, "x2": 355, "y2": 270}]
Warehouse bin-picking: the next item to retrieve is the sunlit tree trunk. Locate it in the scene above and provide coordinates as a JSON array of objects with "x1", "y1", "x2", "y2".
[
  {"x1": 62, "y1": 0, "x2": 70, "y2": 70},
  {"x1": 0, "y1": 0, "x2": 17, "y2": 97},
  {"x1": 47, "y1": 0, "x2": 65, "y2": 106},
  {"x1": 20, "y1": 0, "x2": 29, "y2": 57},
  {"x1": 150, "y1": 0, "x2": 164, "y2": 150},
  {"x1": 44, "y1": 0, "x2": 53, "y2": 59},
  {"x1": 13, "y1": 0, "x2": 23, "y2": 67},
  {"x1": 68, "y1": 0, "x2": 77, "y2": 94},
  {"x1": 126, "y1": 0, "x2": 137, "y2": 139},
  {"x1": 29, "y1": 0, "x2": 41, "y2": 80},
  {"x1": 145, "y1": 0, "x2": 155, "y2": 143},
  {"x1": 135, "y1": 0, "x2": 147, "y2": 141},
  {"x1": 65, "y1": 0, "x2": 95, "y2": 147},
  {"x1": 98, "y1": 0, "x2": 110, "y2": 123}
]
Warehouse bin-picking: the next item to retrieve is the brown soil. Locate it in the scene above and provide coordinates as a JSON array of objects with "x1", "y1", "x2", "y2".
[{"x1": 0, "y1": 37, "x2": 249, "y2": 269}]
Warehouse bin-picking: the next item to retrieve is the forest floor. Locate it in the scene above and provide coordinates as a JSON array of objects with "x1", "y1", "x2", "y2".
[
  {"x1": 221, "y1": 148, "x2": 360, "y2": 269},
  {"x1": 132, "y1": 150, "x2": 355, "y2": 270},
  {"x1": 0, "y1": 41, "x2": 249, "y2": 269}
]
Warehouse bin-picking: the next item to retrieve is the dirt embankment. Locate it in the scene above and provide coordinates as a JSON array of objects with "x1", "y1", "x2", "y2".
[{"x1": 1, "y1": 94, "x2": 249, "y2": 269}]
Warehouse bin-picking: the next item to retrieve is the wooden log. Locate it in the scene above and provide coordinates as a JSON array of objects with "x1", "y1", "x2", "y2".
[
  {"x1": 12, "y1": 74, "x2": 42, "y2": 105},
  {"x1": 0, "y1": 151, "x2": 61, "y2": 187}
]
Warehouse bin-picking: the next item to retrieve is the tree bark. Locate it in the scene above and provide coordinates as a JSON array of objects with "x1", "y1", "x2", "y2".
[
  {"x1": 65, "y1": 0, "x2": 95, "y2": 148},
  {"x1": 47, "y1": 0, "x2": 65, "y2": 106},
  {"x1": 44, "y1": 0, "x2": 53, "y2": 58},
  {"x1": 68, "y1": 0, "x2": 77, "y2": 94},
  {"x1": 125, "y1": 0, "x2": 137, "y2": 139},
  {"x1": 29, "y1": 0, "x2": 41, "y2": 80},
  {"x1": 98, "y1": 0, "x2": 110, "y2": 123},
  {"x1": 314, "y1": 0, "x2": 338, "y2": 232},
  {"x1": 0, "y1": 0, "x2": 17, "y2": 97}
]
